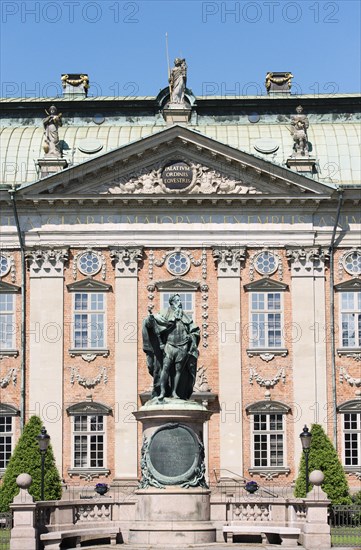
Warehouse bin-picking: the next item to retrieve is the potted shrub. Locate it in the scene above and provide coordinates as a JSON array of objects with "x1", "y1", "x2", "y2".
[
  {"x1": 95, "y1": 483, "x2": 108, "y2": 496},
  {"x1": 245, "y1": 481, "x2": 259, "y2": 494}
]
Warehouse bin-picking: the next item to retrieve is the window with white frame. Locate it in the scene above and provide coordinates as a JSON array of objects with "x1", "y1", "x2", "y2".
[
  {"x1": 343, "y1": 411, "x2": 361, "y2": 468},
  {"x1": 73, "y1": 293, "x2": 105, "y2": 349},
  {"x1": 252, "y1": 413, "x2": 285, "y2": 467},
  {"x1": 0, "y1": 294, "x2": 15, "y2": 350},
  {"x1": 0, "y1": 416, "x2": 13, "y2": 470},
  {"x1": 161, "y1": 292, "x2": 195, "y2": 319},
  {"x1": 72, "y1": 414, "x2": 105, "y2": 469},
  {"x1": 250, "y1": 292, "x2": 282, "y2": 348},
  {"x1": 340, "y1": 291, "x2": 361, "y2": 348}
]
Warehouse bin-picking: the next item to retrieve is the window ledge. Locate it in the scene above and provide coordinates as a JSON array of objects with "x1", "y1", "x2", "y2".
[
  {"x1": 337, "y1": 348, "x2": 361, "y2": 360},
  {"x1": 0, "y1": 350, "x2": 18, "y2": 359},
  {"x1": 68, "y1": 468, "x2": 110, "y2": 481},
  {"x1": 249, "y1": 467, "x2": 290, "y2": 480},
  {"x1": 247, "y1": 348, "x2": 288, "y2": 360},
  {"x1": 344, "y1": 466, "x2": 361, "y2": 478},
  {"x1": 69, "y1": 349, "x2": 109, "y2": 362}
]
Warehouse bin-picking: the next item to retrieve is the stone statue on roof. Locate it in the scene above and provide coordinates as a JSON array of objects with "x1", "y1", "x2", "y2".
[
  {"x1": 169, "y1": 58, "x2": 187, "y2": 104},
  {"x1": 290, "y1": 105, "x2": 309, "y2": 157},
  {"x1": 43, "y1": 105, "x2": 62, "y2": 158}
]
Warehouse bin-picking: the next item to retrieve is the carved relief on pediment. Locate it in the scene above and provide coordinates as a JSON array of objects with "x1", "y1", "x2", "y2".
[{"x1": 99, "y1": 161, "x2": 261, "y2": 195}]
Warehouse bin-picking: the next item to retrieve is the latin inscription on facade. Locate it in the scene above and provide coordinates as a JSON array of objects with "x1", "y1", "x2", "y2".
[{"x1": 162, "y1": 161, "x2": 192, "y2": 190}]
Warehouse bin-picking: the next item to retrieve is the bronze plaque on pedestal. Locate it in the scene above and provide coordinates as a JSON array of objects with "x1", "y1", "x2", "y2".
[{"x1": 146, "y1": 423, "x2": 201, "y2": 485}]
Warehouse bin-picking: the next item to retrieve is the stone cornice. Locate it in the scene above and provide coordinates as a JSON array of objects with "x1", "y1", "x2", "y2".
[
  {"x1": 212, "y1": 245, "x2": 246, "y2": 277},
  {"x1": 25, "y1": 248, "x2": 69, "y2": 277},
  {"x1": 110, "y1": 246, "x2": 143, "y2": 277}
]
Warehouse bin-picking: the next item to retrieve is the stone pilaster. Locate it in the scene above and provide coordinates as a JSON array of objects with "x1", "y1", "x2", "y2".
[
  {"x1": 212, "y1": 246, "x2": 246, "y2": 476},
  {"x1": 110, "y1": 247, "x2": 143, "y2": 481},
  {"x1": 26, "y1": 248, "x2": 68, "y2": 473},
  {"x1": 286, "y1": 247, "x2": 329, "y2": 468}
]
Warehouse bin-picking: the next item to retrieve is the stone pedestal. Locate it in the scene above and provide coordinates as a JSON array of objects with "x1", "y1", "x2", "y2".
[
  {"x1": 286, "y1": 156, "x2": 317, "y2": 174},
  {"x1": 129, "y1": 399, "x2": 216, "y2": 544},
  {"x1": 163, "y1": 105, "x2": 192, "y2": 124},
  {"x1": 36, "y1": 158, "x2": 68, "y2": 178}
]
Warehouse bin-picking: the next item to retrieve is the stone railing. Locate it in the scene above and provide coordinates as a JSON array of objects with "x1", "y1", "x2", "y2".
[{"x1": 10, "y1": 472, "x2": 331, "y2": 549}]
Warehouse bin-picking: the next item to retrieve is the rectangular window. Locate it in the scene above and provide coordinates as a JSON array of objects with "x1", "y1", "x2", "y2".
[
  {"x1": 73, "y1": 415, "x2": 105, "y2": 469},
  {"x1": 161, "y1": 292, "x2": 194, "y2": 319},
  {"x1": 0, "y1": 416, "x2": 13, "y2": 469},
  {"x1": 250, "y1": 292, "x2": 282, "y2": 348},
  {"x1": 73, "y1": 293, "x2": 105, "y2": 349},
  {"x1": 252, "y1": 413, "x2": 284, "y2": 467},
  {"x1": 0, "y1": 294, "x2": 15, "y2": 350},
  {"x1": 340, "y1": 291, "x2": 361, "y2": 348},
  {"x1": 343, "y1": 413, "x2": 361, "y2": 467}
]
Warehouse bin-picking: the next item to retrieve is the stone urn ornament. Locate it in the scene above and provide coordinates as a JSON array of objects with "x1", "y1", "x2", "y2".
[{"x1": 95, "y1": 482, "x2": 108, "y2": 496}]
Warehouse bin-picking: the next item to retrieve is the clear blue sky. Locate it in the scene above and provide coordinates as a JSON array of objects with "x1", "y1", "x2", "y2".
[{"x1": 1, "y1": 0, "x2": 360, "y2": 97}]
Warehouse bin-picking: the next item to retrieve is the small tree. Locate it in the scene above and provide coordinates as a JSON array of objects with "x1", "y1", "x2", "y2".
[
  {"x1": 294, "y1": 423, "x2": 351, "y2": 504},
  {"x1": 0, "y1": 416, "x2": 62, "y2": 512}
]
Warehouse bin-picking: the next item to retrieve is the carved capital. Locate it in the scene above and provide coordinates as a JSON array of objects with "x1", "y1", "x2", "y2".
[
  {"x1": 26, "y1": 248, "x2": 69, "y2": 277},
  {"x1": 286, "y1": 247, "x2": 329, "y2": 277},
  {"x1": 212, "y1": 246, "x2": 246, "y2": 277},
  {"x1": 110, "y1": 247, "x2": 143, "y2": 277}
]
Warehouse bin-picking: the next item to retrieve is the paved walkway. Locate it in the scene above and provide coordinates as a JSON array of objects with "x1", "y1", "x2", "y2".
[{"x1": 75, "y1": 544, "x2": 310, "y2": 550}]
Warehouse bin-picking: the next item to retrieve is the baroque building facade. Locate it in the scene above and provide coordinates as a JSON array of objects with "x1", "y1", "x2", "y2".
[{"x1": 0, "y1": 72, "x2": 360, "y2": 493}]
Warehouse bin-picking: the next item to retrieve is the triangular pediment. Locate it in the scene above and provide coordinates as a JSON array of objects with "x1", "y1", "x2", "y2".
[
  {"x1": 335, "y1": 278, "x2": 361, "y2": 291},
  {"x1": 19, "y1": 125, "x2": 336, "y2": 201},
  {"x1": 67, "y1": 278, "x2": 112, "y2": 292},
  {"x1": 0, "y1": 281, "x2": 21, "y2": 293},
  {"x1": 244, "y1": 278, "x2": 288, "y2": 291},
  {"x1": 155, "y1": 278, "x2": 200, "y2": 291}
]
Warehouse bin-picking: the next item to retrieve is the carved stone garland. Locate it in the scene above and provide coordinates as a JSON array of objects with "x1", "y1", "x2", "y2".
[
  {"x1": 70, "y1": 366, "x2": 108, "y2": 389},
  {"x1": 249, "y1": 366, "x2": 286, "y2": 388},
  {"x1": 73, "y1": 249, "x2": 106, "y2": 280},
  {"x1": 339, "y1": 366, "x2": 361, "y2": 387},
  {"x1": 0, "y1": 367, "x2": 17, "y2": 388}
]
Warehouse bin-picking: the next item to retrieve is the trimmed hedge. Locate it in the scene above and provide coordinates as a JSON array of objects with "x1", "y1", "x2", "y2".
[
  {"x1": 0, "y1": 416, "x2": 62, "y2": 512},
  {"x1": 294, "y1": 423, "x2": 351, "y2": 504}
]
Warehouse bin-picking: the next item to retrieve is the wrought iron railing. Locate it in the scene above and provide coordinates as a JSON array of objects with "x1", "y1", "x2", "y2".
[
  {"x1": 0, "y1": 513, "x2": 12, "y2": 550},
  {"x1": 329, "y1": 505, "x2": 361, "y2": 547}
]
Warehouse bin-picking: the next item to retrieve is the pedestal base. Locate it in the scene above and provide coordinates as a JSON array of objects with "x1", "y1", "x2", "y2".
[{"x1": 129, "y1": 488, "x2": 216, "y2": 544}]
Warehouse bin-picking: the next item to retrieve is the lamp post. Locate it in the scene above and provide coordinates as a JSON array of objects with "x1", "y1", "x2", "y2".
[
  {"x1": 37, "y1": 426, "x2": 50, "y2": 501},
  {"x1": 299, "y1": 425, "x2": 312, "y2": 495}
]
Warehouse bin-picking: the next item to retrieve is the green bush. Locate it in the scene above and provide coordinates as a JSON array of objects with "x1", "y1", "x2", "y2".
[
  {"x1": 0, "y1": 416, "x2": 62, "y2": 512},
  {"x1": 294, "y1": 423, "x2": 351, "y2": 505}
]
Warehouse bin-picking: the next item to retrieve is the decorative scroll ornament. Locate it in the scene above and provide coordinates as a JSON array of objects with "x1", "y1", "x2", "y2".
[
  {"x1": 0, "y1": 367, "x2": 17, "y2": 388},
  {"x1": 212, "y1": 246, "x2": 246, "y2": 277},
  {"x1": 339, "y1": 367, "x2": 361, "y2": 387},
  {"x1": 265, "y1": 72, "x2": 293, "y2": 92},
  {"x1": 110, "y1": 247, "x2": 143, "y2": 277},
  {"x1": 26, "y1": 248, "x2": 68, "y2": 276},
  {"x1": 286, "y1": 247, "x2": 329, "y2": 275},
  {"x1": 61, "y1": 74, "x2": 89, "y2": 91},
  {"x1": 139, "y1": 436, "x2": 164, "y2": 489},
  {"x1": 249, "y1": 367, "x2": 286, "y2": 388},
  {"x1": 70, "y1": 367, "x2": 108, "y2": 389},
  {"x1": 101, "y1": 162, "x2": 260, "y2": 196},
  {"x1": 193, "y1": 365, "x2": 211, "y2": 393},
  {"x1": 73, "y1": 249, "x2": 106, "y2": 280}
]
